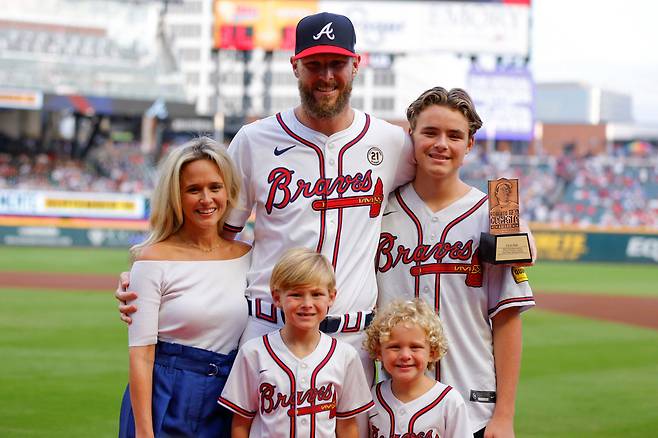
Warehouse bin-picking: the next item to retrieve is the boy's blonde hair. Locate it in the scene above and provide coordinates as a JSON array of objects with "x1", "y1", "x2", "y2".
[
  {"x1": 270, "y1": 247, "x2": 336, "y2": 293},
  {"x1": 364, "y1": 299, "x2": 448, "y2": 370}
]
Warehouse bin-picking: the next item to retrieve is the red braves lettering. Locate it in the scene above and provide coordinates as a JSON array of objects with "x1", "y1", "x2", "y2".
[
  {"x1": 259, "y1": 382, "x2": 337, "y2": 416},
  {"x1": 377, "y1": 233, "x2": 475, "y2": 273},
  {"x1": 265, "y1": 168, "x2": 374, "y2": 213},
  {"x1": 369, "y1": 427, "x2": 436, "y2": 438}
]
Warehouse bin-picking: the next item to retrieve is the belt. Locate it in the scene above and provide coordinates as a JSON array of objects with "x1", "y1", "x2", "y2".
[
  {"x1": 154, "y1": 341, "x2": 237, "y2": 377},
  {"x1": 247, "y1": 298, "x2": 374, "y2": 334}
]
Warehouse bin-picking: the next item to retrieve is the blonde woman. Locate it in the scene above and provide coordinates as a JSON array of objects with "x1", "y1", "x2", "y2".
[{"x1": 118, "y1": 137, "x2": 251, "y2": 438}]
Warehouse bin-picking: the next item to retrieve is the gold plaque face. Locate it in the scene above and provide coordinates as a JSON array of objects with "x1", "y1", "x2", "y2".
[
  {"x1": 488, "y1": 178, "x2": 520, "y2": 236},
  {"x1": 494, "y1": 235, "x2": 532, "y2": 262}
]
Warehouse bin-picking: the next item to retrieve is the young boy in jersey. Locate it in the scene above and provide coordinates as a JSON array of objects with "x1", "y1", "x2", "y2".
[
  {"x1": 375, "y1": 87, "x2": 535, "y2": 438},
  {"x1": 364, "y1": 299, "x2": 471, "y2": 438},
  {"x1": 218, "y1": 247, "x2": 374, "y2": 438}
]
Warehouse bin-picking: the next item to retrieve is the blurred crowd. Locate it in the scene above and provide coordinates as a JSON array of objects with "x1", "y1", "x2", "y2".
[
  {"x1": 462, "y1": 148, "x2": 658, "y2": 229},
  {"x1": 0, "y1": 141, "x2": 154, "y2": 193},
  {"x1": 1, "y1": 141, "x2": 657, "y2": 229}
]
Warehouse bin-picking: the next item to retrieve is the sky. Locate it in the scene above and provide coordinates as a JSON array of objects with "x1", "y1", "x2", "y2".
[{"x1": 531, "y1": 0, "x2": 658, "y2": 124}]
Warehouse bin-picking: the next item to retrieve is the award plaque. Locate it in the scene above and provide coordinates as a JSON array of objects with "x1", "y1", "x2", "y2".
[{"x1": 480, "y1": 178, "x2": 532, "y2": 264}]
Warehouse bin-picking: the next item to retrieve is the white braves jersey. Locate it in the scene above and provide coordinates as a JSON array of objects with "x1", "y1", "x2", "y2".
[
  {"x1": 376, "y1": 184, "x2": 535, "y2": 432},
  {"x1": 369, "y1": 380, "x2": 470, "y2": 438},
  {"x1": 225, "y1": 108, "x2": 414, "y2": 316},
  {"x1": 219, "y1": 331, "x2": 374, "y2": 438}
]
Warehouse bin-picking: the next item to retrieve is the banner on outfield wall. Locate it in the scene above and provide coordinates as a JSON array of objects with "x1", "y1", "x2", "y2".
[
  {"x1": 0, "y1": 189, "x2": 148, "y2": 220},
  {"x1": 534, "y1": 230, "x2": 658, "y2": 264},
  {"x1": 0, "y1": 226, "x2": 147, "y2": 248},
  {"x1": 0, "y1": 88, "x2": 43, "y2": 110}
]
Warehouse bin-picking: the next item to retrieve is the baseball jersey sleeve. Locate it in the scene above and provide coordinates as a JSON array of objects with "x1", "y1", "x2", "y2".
[
  {"x1": 486, "y1": 264, "x2": 535, "y2": 319},
  {"x1": 335, "y1": 345, "x2": 375, "y2": 418},
  {"x1": 127, "y1": 262, "x2": 165, "y2": 347},
  {"x1": 218, "y1": 343, "x2": 259, "y2": 418},
  {"x1": 392, "y1": 131, "x2": 415, "y2": 190},
  {"x1": 224, "y1": 126, "x2": 255, "y2": 233}
]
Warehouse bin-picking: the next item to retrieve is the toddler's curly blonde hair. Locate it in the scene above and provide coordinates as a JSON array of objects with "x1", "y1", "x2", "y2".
[{"x1": 364, "y1": 299, "x2": 448, "y2": 370}]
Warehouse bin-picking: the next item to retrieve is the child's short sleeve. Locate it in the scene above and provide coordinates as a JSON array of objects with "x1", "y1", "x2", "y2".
[
  {"x1": 218, "y1": 342, "x2": 259, "y2": 418},
  {"x1": 335, "y1": 345, "x2": 374, "y2": 418}
]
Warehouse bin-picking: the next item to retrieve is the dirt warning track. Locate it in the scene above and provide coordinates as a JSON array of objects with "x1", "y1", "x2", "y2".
[{"x1": 2, "y1": 271, "x2": 657, "y2": 330}]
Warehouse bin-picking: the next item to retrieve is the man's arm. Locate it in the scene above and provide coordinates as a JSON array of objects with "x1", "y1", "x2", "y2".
[
  {"x1": 485, "y1": 307, "x2": 522, "y2": 438},
  {"x1": 115, "y1": 271, "x2": 137, "y2": 324}
]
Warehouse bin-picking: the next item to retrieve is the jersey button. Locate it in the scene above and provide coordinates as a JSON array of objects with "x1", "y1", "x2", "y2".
[
  {"x1": 328, "y1": 143, "x2": 335, "y2": 149},
  {"x1": 301, "y1": 363, "x2": 308, "y2": 369},
  {"x1": 432, "y1": 217, "x2": 438, "y2": 222},
  {"x1": 329, "y1": 158, "x2": 335, "y2": 166},
  {"x1": 301, "y1": 418, "x2": 308, "y2": 425}
]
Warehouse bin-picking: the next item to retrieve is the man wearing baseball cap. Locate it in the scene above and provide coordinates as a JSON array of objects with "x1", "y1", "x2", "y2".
[
  {"x1": 218, "y1": 9, "x2": 415, "y2": 368},
  {"x1": 116, "y1": 12, "x2": 415, "y2": 436},
  {"x1": 292, "y1": 12, "x2": 359, "y2": 60}
]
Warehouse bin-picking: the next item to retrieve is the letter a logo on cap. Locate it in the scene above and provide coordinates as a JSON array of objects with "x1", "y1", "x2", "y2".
[{"x1": 313, "y1": 22, "x2": 335, "y2": 40}]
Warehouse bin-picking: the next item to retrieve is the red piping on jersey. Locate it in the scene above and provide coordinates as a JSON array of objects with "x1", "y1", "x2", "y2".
[
  {"x1": 438, "y1": 195, "x2": 488, "y2": 254},
  {"x1": 309, "y1": 338, "x2": 338, "y2": 437},
  {"x1": 276, "y1": 112, "x2": 327, "y2": 254},
  {"x1": 488, "y1": 296, "x2": 536, "y2": 315},
  {"x1": 217, "y1": 396, "x2": 256, "y2": 418},
  {"x1": 223, "y1": 223, "x2": 243, "y2": 233},
  {"x1": 263, "y1": 334, "x2": 297, "y2": 438},
  {"x1": 375, "y1": 382, "x2": 396, "y2": 436},
  {"x1": 407, "y1": 385, "x2": 453, "y2": 432},
  {"x1": 333, "y1": 114, "x2": 371, "y2": 267},
  {"x1": 394, "y1": 188, "x2": 423, "y2": 298},
  {"x1": 334, "y1": 400, "x2": 374, "y2": 418}
]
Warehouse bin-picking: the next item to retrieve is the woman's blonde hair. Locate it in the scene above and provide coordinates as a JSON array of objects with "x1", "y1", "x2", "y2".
[
  {"x1": 130, "y1": 137, "x2": 240, "y2": 259},
  {"x1": 364, "y1": 299, "x2": 448, "y2": 370},
  {"x1": 270, "y1": 247, "x2": 336, "y2": 294}
]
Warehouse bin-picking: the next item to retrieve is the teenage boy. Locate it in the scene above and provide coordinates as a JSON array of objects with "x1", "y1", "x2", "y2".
[{"x1": 376, "y1": 87, "x2": 535, "y2": 438}]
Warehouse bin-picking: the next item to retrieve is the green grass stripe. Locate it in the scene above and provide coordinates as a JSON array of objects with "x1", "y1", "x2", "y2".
[
  {"x1": 527, "y1": 261, "x2": 658, "y2": 296},
  {"x1": 0, "y1": 246, "x2": 131, "y2": 274},
  {"x1": 517, "y1": 310, "x2": 658, "y2": 437},
  {"x1": 0, "y1": 289, "x2": 127, "y2": 437}
]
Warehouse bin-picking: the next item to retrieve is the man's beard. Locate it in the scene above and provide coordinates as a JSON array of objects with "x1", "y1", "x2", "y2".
[{"x1": 298, "y1": 80, "x2": 352, "y2": 119}]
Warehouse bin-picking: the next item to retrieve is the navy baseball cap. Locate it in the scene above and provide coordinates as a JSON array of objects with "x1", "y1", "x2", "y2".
[{"x1": 292, "y1": 12, "x2": 357, "y2": 60}]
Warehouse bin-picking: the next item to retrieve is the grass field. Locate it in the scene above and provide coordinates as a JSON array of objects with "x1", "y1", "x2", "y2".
[{"x1": 1, "y1": 246, "x2": 657, "y2": 437}]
